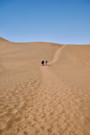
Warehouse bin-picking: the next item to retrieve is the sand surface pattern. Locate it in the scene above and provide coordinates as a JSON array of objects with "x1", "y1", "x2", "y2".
[{"x1": 0, "y1": 38, "x2": 90, "y2": 135}]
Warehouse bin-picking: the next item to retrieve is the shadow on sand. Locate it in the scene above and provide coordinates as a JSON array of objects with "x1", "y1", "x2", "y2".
[
  {"x1": 42, "y1": 64, "x2": 51, "y2": 66},
  {"x1": 47, "y1": 64, "x2": 51, "y2": 66}
]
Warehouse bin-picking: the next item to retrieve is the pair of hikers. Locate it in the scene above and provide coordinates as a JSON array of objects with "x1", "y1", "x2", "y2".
[{"x1": 41, "y1": 60, "x2": 48, "y2": 66}]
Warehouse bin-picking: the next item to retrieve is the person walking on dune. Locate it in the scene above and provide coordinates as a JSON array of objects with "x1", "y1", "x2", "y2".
[
  {"x1": 41, "y1": 60, "x2": 44, "y2": 66},
  {"x1": 45, "y1": 60, "x2": 48, "y2": 65}
]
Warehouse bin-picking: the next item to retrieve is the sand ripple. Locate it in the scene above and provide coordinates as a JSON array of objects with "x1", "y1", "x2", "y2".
[{"x1": 0, "y1": 43, "x2": 90, "y2": 135}]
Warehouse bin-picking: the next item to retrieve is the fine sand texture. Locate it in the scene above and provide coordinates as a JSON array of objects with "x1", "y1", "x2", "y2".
[{"x1": 0, "y1": 37, "x2": 90, "y2": 135}]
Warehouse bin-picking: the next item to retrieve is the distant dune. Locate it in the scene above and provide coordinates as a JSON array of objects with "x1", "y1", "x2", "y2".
[{"x1": 0, "y1": 37, "x2": 90, "y2": 135}]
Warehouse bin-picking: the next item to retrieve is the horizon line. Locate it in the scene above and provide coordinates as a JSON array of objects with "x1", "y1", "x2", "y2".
[{"x1": 0, "y1": 37, "x2": 90, "y2": 45}]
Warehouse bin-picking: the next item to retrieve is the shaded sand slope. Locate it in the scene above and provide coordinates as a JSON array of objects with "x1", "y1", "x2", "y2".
[{"x1": 0, "y1": 38, "x2": 90, "y2": 135}]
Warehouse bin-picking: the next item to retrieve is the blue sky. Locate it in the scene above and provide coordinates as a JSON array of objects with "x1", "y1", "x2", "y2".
[{"x1": 0, "y1": 0, "x2": 90, "y2": 44}]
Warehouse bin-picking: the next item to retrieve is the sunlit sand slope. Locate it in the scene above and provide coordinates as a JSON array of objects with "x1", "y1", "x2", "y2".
[{"x1": 0, "y1": 38, "x2": 90, "y2": 135}]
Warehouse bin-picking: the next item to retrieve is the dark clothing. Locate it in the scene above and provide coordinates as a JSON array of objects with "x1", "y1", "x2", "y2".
[{"x1": 41, "y1": 60, "x2": 44, "y2": 66}]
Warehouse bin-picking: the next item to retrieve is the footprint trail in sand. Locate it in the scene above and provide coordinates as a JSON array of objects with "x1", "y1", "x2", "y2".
[
  {"x1": 39, "y1": 45, "x2": 88, "y2": 135},
  {"x1": 0, "y1": 45, "x2": 89, "y2": 135}
]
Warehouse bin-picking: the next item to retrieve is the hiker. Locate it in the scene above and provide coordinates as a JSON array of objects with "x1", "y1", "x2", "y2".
[
  {"x1": 45, "y1": 60, "x2": 48, "y2": 65},
  {"x1": 41, "y1": 60, "x2": 44, "y2": 66}
]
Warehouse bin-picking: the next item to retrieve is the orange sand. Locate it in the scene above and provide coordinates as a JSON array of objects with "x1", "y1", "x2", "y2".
[{"x1": 0, "y1": 37, "x2": 90, "y2": 135}]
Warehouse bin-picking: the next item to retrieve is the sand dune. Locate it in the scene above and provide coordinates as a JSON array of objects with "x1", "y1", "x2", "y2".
[{"x1": 0, "y1": 37, "x2": 90, "y2": 135}]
